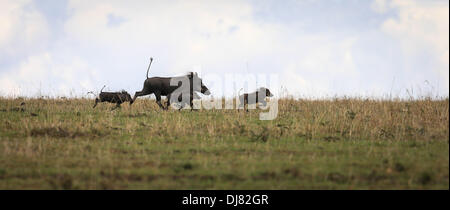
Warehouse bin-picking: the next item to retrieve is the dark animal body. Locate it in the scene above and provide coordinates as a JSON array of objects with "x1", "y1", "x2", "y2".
[
  {"x1": 238, "y1": 87, "x2": 274, "y2": 112},
  {"x1": 172, "y1": 91, "x2": 202, "y2": 110},
  {"x1": 92, "y1": 86, "x2": 133, "y2": 110},
  {"x1": 132, "y1": 57, "x2": 210, "y2": 110}
]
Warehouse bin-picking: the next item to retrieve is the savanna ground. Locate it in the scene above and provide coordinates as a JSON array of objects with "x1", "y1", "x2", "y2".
[{"x1": 0, "y1": 97, "x2": 448, "y2": 189}]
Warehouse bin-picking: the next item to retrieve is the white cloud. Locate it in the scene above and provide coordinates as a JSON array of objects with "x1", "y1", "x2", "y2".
[
  {"x1": 372, "y1": 0, "x2": 389, "y2": 13},
  {"x1": 374, "y1": 0, "x2": 449, "y2": 88},
  {"x1": 0, "y1": 0, "x2": 49, "y2": 56},
  {"x1": 63, "y1": 0, "x2": 272, "y2": 73},
  {"x1": 60, "y1": 0, "x2": 363, "y2": 97},
  {"x1": 0, "y1": 52, "x2": 99, "y2": 97}
]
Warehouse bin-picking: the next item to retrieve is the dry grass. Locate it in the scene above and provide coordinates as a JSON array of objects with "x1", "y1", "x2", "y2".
[{"x1": 0, "y1": 97, "x2": 448, "y2": 189}]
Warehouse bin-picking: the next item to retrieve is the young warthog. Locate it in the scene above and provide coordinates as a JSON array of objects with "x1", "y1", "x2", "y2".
[
  {"x1": 238, "y1": 87, "x2": 274, "y2": 112},
  {"x1": 91, "y1": 86, "x2": 133, "y2": 110}
]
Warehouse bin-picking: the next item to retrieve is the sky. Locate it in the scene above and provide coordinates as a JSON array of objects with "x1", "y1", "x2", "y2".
[{"x1": 0, "y1": 0, "x2": 448, "y2": 99}]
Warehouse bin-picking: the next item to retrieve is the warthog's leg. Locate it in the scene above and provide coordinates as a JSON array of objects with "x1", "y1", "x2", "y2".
[
  {"x1": 259, "y1": 100, "x2": 267, "y2": 109},
  {"x1": 132, "y1": 89, "x2": 151, "y2": 103},
  {"x1": 154, "y1": 91, "x2": 165, "y2": 110},
  {"x1": 189, "y1": 96, "x2": 199, "y2": 111},
  {"x1": 166, "y1": 94, "x2": 172, "y2": 110},
  {"x1": 245, "y1": 97, "x2": 249, "y2": 112},
  {"x1": 178, "y1": 99, "x2": 185, "y2": 111},
  {"x1": 237, "y1": 102, "x2": 243, "y2": 112},
  {"x1": 93, "y1": 98, "x2": 99, "y2": 108},
  {"x1": 237, "y1": 96, "x2": 246, "y2": 112},
  {"x1": 111, "y1": 103, "x2": 121, "y2": 111}
]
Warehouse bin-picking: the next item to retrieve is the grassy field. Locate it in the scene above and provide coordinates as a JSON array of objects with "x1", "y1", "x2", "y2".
[{"x1": 0, "y1": 97, "x2": 448, "y2": 189}]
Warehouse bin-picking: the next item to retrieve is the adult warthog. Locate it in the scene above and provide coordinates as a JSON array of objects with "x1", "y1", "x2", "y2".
[{"x1": 131, "y1": 57, "x2": 211, "y2": 110}]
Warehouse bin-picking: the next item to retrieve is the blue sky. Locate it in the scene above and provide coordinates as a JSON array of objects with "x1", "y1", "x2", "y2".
[{"x1": 0, "y1": 0, "x2": 448, "y2": 98}]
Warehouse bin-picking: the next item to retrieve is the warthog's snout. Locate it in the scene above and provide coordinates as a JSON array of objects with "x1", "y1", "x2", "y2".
[
  {"x1": 203, "y1": 89, "x2": 211, "y2": 95},
  {"x1": 201, "y1": 82, "x2": 211, "y2": 95}
]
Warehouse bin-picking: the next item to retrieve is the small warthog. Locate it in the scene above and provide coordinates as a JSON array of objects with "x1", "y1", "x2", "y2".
[
  {"x1": 238, "y1": 87, "x2": 274, "y2": 112},
  {"x1": 91, "y1": 86, "x2": 133, "y2": 110}
]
